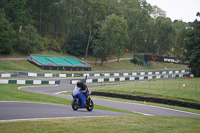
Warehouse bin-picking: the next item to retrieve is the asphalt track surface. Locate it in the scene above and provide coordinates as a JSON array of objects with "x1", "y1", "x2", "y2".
[
  {"x1": 1, "y1": 79, "x2": 200, "y2": 121},
  {"x1": 0, "y1": 101, "x2": 132, "y2": 121}
]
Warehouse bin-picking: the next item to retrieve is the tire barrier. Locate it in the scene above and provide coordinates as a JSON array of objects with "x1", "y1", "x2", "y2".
[
  {"x1": 0, "y1": 69, "x2": 190, "y2": 78},
  {"x1": 0, "y1": 79, "x2": 60, "y2": 85},
  {"x1": 92, "y1": 92, "x2": 200, "y2": 110}
]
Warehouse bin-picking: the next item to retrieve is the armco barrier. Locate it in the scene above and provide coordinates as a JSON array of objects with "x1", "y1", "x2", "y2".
[
  {"x1": 0, "y1": 69, "x2": 190, "y2": 78},
  {"x1": 70, "y1": 73, "x2": 188, "y2": 84},
  {"x1": 92, "y1": 92, "x2": 200, "y2": 110},
  {"x1": 0, "y1": 79, "x2": 60, "y2": 84},
  {"x1": 0, "y1": 73, "x2": 19, "y2": 77}
]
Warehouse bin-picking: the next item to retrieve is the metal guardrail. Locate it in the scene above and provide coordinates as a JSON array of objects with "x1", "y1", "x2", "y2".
[
  {"x1": 70, "y1": 73, "x2": 188, "y2": 84},
  {"x1": 0, "y1": 79, "x2": 60, "y2": 84},
  {"x1": 0, "y1": 69, "x2": 190, "y2": 78}
]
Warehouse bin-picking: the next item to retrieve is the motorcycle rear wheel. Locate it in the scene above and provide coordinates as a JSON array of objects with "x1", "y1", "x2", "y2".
[{"x1": 72, "y1": 99, "x2": 79, "y2": 111}]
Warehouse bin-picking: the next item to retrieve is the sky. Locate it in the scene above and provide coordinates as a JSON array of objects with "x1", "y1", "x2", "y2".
[{"x1": 146, "y1": 0, "x2": 200, "y2": 22}]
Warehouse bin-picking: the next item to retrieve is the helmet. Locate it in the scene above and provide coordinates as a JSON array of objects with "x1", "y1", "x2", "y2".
[{"x1": 77, "y1": 80, "x2": 83, "y2": 87}]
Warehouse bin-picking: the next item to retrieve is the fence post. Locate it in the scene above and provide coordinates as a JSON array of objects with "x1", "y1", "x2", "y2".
[
  {"x1": 149, "y1": 80, "x2": 151, "y2": 88},
  {"x1": 163, "y1": 80, "x2": 165, "y2": 89},
  {"x1": 195, "y1": 84, "x2": 197, "y2": 91}
]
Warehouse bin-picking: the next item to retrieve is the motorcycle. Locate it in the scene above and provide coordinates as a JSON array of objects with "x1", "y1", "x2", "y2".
[{"x1": 71, "y1": 86, "x2": 94, "y2": 111}]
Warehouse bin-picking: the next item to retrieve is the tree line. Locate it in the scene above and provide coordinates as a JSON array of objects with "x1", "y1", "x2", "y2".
[{"x1": 0, "y1": 0, "x2": 199, "y2": 75}]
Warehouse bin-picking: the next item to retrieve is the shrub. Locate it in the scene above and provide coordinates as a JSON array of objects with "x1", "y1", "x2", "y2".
[{"x1": 131, "y1": 57, "x2": 138, "y2": 64}]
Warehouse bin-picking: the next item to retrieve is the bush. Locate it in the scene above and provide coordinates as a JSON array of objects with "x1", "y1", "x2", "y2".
[
  {"x1": 139, "y1": 59, "x2": 144, "y2": 65},
  {"x1": 131, "y1": 57, "x2": 145, "y2": 66},
  {"x1": 131, "y1": 57, "x2": 138, "y2": 64},
  {"x1": 49, "y1": 40, "x2": 61, "y2": 52}
]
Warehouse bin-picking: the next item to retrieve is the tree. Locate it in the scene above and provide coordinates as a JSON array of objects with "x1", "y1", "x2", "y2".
[
  {"x1": 150, "y1": 6, "x2": 166, "y2": 19},
  {"x1": 0, "y1": 9, "x2": 16, "y2": 54},
  {"x1": 122, "y1": 0, "x2": 155, "y2": 53},
  {"x1": 173, "y1": 20, "x2": 188, "y2": 59},
  {"x1": 63, "y1": 33, "x2": 87, "y2": 56},
  {"x1": 185, "y1": 14, "x2": 200, "y2": 77},
  {"x1": 154, "y1": 17, "x2": 175, "y2": 55},
  {"x1": 84, "y1": 0, "x2": 108, "y2": 59},
  {"x1": 26, "y1": 0, "x2": 59, "y2": 36},
  {"x1": 1, "y1": 0, "x2": 29, "y2": 30},
  {"x1": 92, "y1": 38, "x2": 109, "y2": 65},
  {"x1": 100, "y1": 14, "x2": 129, "y2": 62},
  {"x1": 19, "y1": 24, "x2": 41, "y2": 54}
]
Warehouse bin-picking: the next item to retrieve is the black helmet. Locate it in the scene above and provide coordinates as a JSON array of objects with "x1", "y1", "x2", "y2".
[{"x1": 77, "y1": 80, "x2": 83, "y2": 87}]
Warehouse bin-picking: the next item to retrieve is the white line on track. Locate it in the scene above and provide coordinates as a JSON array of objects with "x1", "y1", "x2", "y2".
[
  {"x1": 0, "y1": 101, "x2": 68, "y2": 106},
  {"x1": 0, "y1": 116, "x2": 108, "y2": 122},
  {"x1": 54, "y1": 91, "x2": 68, "y2": 94},
  {"x1": 133, "y1": 111, "x2": 153, "y2": 116},
  {"x1": 18, "y1": 84, "x2": 58, "y2": 90}
]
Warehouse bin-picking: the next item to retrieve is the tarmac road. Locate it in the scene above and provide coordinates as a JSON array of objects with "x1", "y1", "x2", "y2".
[
  {"x1": 20, "y1": 79, "x2": 200, "y2": 118},
  {"x1": 0, "y1": 101, "x2": 131, "y2": 121},
  {"x1": 1, "y1": 79, "x2": 200, "y2": 121}
]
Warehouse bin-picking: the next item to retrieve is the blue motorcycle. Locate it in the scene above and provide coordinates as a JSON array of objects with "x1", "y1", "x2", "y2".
[{"x1": 71, "y1": 86, "x2": 94, "y2": 111}]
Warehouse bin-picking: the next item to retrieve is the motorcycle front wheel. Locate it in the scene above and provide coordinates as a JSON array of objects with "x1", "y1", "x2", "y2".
[
  {"x1": 72, "y1": 99, "x2": 79, "y2": 111},
  {"x1": 86, "y1": 99, "x2": 94, "y2": 111}
]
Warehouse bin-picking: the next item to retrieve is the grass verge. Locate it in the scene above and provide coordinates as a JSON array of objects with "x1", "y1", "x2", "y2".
[
  {"x1": 0, "y1": 116, "x2": 199, "y2": 133},
  {"x1": 0, "y1": 84, "x2": 71, "y2": 105},
  {"x1": 89, "y1": 78, "x2": 200, "y2": 104}
]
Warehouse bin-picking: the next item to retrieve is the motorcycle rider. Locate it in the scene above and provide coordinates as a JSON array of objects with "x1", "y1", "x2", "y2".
[{"x1": 76, "y1": 80, "x2": 90, "y2": 100}]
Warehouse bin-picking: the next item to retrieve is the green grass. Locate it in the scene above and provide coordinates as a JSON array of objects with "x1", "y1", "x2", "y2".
[
  {"x1": 90, "y1": 60, "x2": 188, "y2": 71},
  {"x1": 0, "y1": 84, "x2": 71, "y2": 105},
  {"x1": 0, "y1": 84, "x2": 137, "y2": 115},
  {"x1": 0, "y1": 116, "x2": 199, "y2": 133},
  {"x1": 90, "y1": 78, "x2": 200, "y2": 104},
  {"x1": 0, "y1": 61, "x2": 42, "y2": 71}
]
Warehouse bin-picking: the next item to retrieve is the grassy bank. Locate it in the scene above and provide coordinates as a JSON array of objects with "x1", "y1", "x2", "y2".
[
  {"x1": 90, "y1": 78, "x2": 200, "y2": 104},
  {"x1": 0, "y1": 116, "x2": 199, "y2": 133},
  {"x1": 90, "y1": 60, "x2": 188, "y2": 71},
  {"x1": 0, "y1": 61, "x2": 41, "y2": 72},
  {"x1": 0, "y1": 60, "x2": 188, "y2": 72}
]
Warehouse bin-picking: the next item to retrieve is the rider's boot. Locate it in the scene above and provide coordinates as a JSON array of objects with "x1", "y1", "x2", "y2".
[{"x1": 86, "y1": 96, "x2": 90, "y2": 103}]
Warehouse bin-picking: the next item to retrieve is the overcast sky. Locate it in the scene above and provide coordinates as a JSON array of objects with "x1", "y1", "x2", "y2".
[{"x1": 146, "y1": 0, "x2": 200, "y2": 22}]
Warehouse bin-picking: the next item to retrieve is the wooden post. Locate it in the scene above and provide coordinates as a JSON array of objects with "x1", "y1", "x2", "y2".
[
  {"x1": 195, "y1": 84, "x2": 197, "y2": 91},
  {"x1": 162, "y1": 79, "x2": 165, "y2": 89},
  {"x1": 163, "y1": 81, "x2": 165, "y2": 89},
  {"x1": 149, "y1": 80, "x2": 151, "y2": 88}
]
